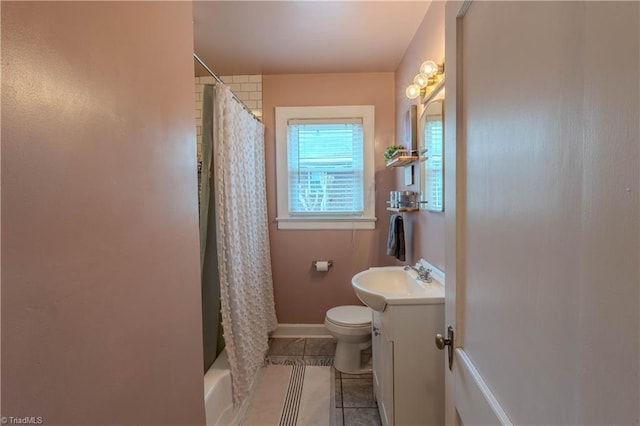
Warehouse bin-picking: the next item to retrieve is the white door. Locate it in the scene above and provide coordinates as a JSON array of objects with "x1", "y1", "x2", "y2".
[
  {"x1": 442, "y1": 1, "x2": 639, "y2": 425},
  {"x1": 442, "y1": 2, "x2": 511, "y2": 424}
]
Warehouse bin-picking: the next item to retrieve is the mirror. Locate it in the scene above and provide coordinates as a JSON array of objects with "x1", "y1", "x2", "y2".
[{"x1": 418, "y1": 90, "x2": 444, "y2": 212}]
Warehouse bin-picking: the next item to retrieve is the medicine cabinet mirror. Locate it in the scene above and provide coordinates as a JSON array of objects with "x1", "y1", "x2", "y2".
[{"x1": 418, "y1": 89, "x2": 444, "y2": 212}]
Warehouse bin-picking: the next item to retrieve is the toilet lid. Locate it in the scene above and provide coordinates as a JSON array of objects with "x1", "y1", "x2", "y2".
[{"x1": 326, "y1": 305, "x2": 371, "y2": 327}]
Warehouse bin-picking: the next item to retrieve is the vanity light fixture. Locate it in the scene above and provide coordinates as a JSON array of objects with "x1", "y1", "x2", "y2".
[
  {"x1": 413, "y1": 73, "x2": 430, "y2": 88},
  {"x1": 405, "y1": 84, "x2": 422, "y2": 100},
  {"x1": 420, "y1": 60, "x2": 441, "y2": 77},
  {"x1": 405, "y1": 60, "x2": 444, "y2": 100}
]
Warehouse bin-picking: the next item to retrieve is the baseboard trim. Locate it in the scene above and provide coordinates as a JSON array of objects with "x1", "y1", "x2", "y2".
[{"x1": 271, "y1": 324, "x2": 331, "y2": 338}]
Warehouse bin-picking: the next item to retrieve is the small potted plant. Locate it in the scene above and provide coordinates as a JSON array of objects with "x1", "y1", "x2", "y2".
[{"x1": 384, "y1": 145, "x2": 407, "y2": 162}]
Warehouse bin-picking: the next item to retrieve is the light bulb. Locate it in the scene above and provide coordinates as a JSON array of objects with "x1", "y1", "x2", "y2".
[
  {"x1": 413, "y1": 73, "x2": 430, "y2": 88},
  {"x1": 420, "y1": 60, "x2": 439, "y2": 77},
  {"x1": 405, "y1": 84, "x2": 421, "y2": 99}
]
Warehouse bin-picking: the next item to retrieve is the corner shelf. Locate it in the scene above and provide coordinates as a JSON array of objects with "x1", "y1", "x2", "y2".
[{"x1": 386, "y1": 207, "x2": 419, "y2": 213}]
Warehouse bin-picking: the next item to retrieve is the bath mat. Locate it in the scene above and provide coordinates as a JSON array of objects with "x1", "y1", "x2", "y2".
[
  {"x1": 242, "y1": 364, "x2": 334, "y2": 426},
  {"x1": 265, "y1": 357, "x2": 334, "y2": 367}
]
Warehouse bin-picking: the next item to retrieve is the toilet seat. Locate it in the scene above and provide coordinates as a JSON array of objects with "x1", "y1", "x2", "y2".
[{"x1": 326, "y1": 305, "x2": 371, "y2": 328}]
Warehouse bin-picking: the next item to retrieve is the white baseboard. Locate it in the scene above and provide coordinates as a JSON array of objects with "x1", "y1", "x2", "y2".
[{"x1": 271, "y1": 324, "x2": 332, "y2": 338}]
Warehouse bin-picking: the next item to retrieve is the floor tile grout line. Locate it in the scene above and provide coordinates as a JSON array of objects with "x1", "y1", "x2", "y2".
[
  {"x1": 343, "y1": 405, "x2": 379, "y2": 409},
  {"x1": 341, "y1": 376, "x2": 345, "y2": 424},
  {"x1": 339, "y1": 374, "x2": 343, "y2": 410}
]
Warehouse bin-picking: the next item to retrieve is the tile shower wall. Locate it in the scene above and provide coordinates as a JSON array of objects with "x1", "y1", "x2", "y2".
[{"x1": 195, "y1": 74, "x2": 262, "y2": 162}]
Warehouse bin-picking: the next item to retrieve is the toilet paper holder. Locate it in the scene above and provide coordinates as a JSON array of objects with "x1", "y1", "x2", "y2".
[{"x1": 312, "y1": 260, "x2": 334, "y2": 269}]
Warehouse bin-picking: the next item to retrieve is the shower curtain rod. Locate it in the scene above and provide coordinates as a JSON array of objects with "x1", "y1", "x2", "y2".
[{"x1": 193, "y1": 53, "x2": 262, "y2": 122}]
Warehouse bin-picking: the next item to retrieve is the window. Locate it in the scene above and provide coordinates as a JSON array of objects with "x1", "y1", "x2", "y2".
[
  {"x1": 287, "y1": 119, "x2": 364, "y2": 214},
  {"x1": 275, "y1": 106, "x2": 376, "y2": 230}
]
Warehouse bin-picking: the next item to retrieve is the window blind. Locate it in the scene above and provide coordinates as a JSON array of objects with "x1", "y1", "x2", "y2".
[{"x1": 287, "y1": 118, "x2": 364, "y2": 215}]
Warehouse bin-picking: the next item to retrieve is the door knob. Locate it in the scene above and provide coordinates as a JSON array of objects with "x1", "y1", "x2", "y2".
[
  {"x1": 435, "y1": 333, "x2": 451, "y2": 349},
  {"x1": 435, "y1": 325, "x2": 454, "y2": 371}
]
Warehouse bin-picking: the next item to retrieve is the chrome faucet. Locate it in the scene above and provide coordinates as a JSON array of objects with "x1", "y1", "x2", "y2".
[{"x1": 404, "y1": 264, "x2": 433, "y2": 283}]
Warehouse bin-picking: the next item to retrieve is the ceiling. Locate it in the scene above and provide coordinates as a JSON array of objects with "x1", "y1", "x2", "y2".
[{"x1": 193, "y1": 1, "x2": 431, "y2": 76}]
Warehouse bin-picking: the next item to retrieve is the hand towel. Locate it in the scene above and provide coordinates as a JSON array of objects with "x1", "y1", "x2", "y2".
[
  {"x1": 386, "y1": 214, "x2": 405, "y2": 261},
  {"x1": 396, "y1": 216, "x2": 405, "y2": 261}
]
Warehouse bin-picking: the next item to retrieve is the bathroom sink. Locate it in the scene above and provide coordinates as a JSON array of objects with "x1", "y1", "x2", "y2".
[{"x1": 351, "y1": 266, "x2": 444, "y2": 312}]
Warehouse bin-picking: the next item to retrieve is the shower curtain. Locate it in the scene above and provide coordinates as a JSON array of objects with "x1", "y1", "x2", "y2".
[
  {"x1": 211, "y1": 83, "x2": 278, "y2": 404},
  {"x1": 200, "y1": 85, "x2": 224, "y2": 372}
]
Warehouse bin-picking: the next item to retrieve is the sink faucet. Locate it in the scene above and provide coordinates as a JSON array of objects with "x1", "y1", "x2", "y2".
[{"x1": 404, "y1": 264, "x2": 433, "y2": 283}]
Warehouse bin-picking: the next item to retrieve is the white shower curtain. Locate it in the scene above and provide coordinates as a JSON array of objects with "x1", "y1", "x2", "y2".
[{"x1": 212, "y1": 83, "x2": 278, "y2": 404}]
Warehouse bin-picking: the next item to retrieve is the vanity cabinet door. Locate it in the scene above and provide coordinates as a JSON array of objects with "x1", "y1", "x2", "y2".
[{"x1": 372, "y1": 311, "x2": 394, "y2": 426}]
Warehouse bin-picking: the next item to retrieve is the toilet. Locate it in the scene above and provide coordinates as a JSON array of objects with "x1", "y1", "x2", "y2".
[{"x1": 324, "y1": 305, "x2": 372, "y2": 374}]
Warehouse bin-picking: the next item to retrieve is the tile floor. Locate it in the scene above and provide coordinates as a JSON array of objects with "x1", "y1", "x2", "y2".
[{"x1": 266, "y1": 338, "x2": 382, "y2": 426}]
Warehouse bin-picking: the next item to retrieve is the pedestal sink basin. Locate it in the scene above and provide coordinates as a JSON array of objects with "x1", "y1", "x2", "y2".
[{"x1": 351, "y1": 266, "x2": 444, "y2": 312}]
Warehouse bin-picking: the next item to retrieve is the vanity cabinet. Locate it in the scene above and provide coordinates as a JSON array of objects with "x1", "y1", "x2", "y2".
[{"x1": 372, "y1": 303, "x2": 444, "y2": 426}]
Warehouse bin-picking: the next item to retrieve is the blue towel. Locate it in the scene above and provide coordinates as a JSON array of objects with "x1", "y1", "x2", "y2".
[{"x1": 386, "y1": 214, "x2": 405, "y2": 261}]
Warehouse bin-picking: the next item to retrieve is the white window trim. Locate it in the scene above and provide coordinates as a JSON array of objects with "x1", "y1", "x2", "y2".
[{"x1": 275, "y1": 105, "x2": 377, "y2": 230}]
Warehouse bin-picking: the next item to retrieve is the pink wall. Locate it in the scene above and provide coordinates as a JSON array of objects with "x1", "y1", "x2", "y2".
[
  {"x1": 394, "y1": 2, "x2": 446, "y2": 270},
  {"x1": 1, "y1": 3, "x2": 205, "y2": 425},
  {"x1": 263, "y1": 73, "x2": 396, "y2": 323}
]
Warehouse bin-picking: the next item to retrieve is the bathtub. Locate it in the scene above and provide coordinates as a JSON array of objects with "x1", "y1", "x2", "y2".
[
  {"x1": 204, "y1": 349, "x2": 235, "y2": 426},
  {"x1": 204, "y1": 348, "x2": 265, "y2": 425}
]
